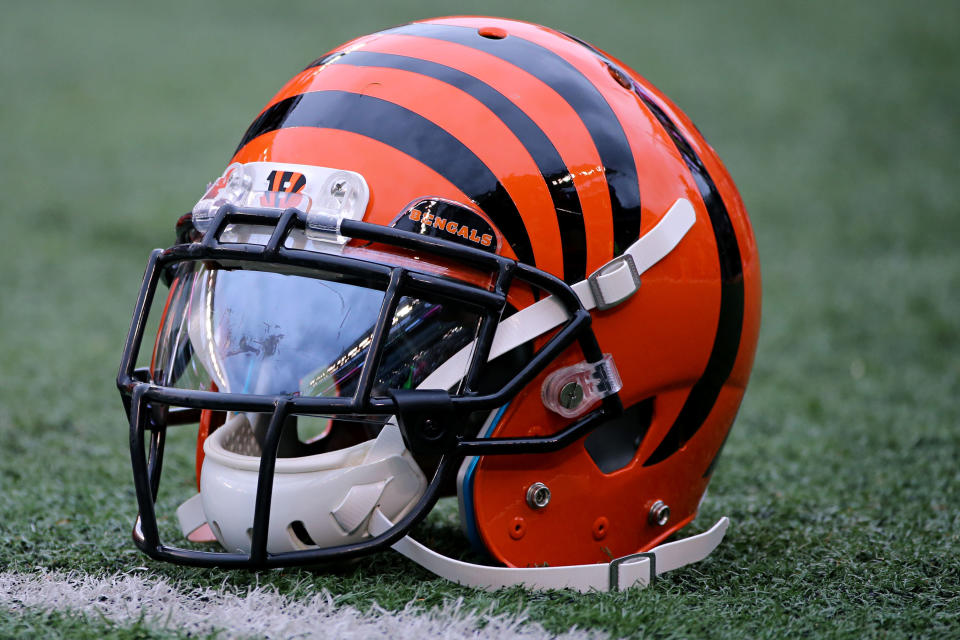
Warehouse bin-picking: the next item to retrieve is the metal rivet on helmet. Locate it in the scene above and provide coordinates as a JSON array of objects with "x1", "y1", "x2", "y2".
[
  {"x1": 526, "y1": 482, "x2": 551, "y2": 509},
  {"x1": 648, "y1": 500, "x2": 671, "y2": 526}
]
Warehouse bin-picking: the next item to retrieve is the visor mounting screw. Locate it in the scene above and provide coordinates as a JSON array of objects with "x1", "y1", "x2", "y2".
[
  {"x1": 526, "y1": 482, "x2": 551, "y2": 509},
  {"x1": 420, "y1": 419, "x2": 443, "y2": 441},
  {"x1": 558, "y1": 382, "x2": 584, "y2": 411},
  {"x1": 648, "y1": 500, "x2": 671, "y2": 526}
]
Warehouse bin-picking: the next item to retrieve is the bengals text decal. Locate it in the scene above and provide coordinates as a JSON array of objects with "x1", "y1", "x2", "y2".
[{"x1": 392, "y1": 199, "x2": 499, "y2": 253}]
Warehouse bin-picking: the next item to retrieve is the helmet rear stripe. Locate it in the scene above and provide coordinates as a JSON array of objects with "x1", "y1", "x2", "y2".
[
  {"x1": 320, "y1": 50, "x2": 588, "y2": 283},
  {"x1": 234, "y1": 90, "x2": 536, "y2": 266},
  {"x1": 633, "y1": 88, "x2": 745, "y2": 467},
  {"x1": 384, "y1": 23, "x2": 643, "y2": 256},
  {"x1": 556, "y1": 34, "x2": 746, "y2": 467}
]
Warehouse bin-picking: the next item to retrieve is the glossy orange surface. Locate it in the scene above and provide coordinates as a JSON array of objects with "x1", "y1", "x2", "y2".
[{"x1": 207, "y1": 15, "x2": 760, "y2": 568}]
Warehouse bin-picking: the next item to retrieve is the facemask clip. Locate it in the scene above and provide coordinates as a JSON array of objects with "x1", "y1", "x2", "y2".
[
  {"x1": 388, "y1": 388, "x2": 458, "y2": 454},
  {"x1": 305, "y1": 171, "x2": 370, "y2": 244},
  {"x1": 541, "y1": 354, "x2": 622, "y2": 418}
]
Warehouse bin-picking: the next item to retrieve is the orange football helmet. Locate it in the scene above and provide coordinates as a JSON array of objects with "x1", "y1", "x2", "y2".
[{"x1": 118, "y1": 16, "x2": 760, "y2": 591}]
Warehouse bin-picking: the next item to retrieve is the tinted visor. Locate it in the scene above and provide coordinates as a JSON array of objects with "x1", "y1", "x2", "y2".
[{"x1": 151, "y1": 262, "x2": 481, "y2": 401}]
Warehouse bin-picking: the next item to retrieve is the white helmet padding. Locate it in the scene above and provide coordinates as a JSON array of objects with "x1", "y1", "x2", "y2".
[{"x1": 178, "y1": 414, "x2": 426, "y2": 554}]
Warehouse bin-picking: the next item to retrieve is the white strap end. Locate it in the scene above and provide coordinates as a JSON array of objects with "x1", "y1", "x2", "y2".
[
  {"x1": 176, "y1": 492, "x2": 207, "y2": 538},
  {"x1": 652, "y1": 516, "x2": 728, "y2": 575},
  {"x1": 629, "y1": 197, "x2": 696, "y2": 275}
]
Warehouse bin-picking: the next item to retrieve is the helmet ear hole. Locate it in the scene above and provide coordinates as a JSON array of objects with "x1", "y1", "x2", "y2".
[{"x1": 584, "y1": 397, "x2": 654, "y2": 473}]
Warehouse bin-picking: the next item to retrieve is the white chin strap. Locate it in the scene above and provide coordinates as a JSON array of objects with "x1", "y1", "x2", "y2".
[
  {"x1": 371, "y1": 510, "x2": 729, "y2": 592},
  {"x1": 177, "y1": 198, "x2": 724, "y2": 590}
]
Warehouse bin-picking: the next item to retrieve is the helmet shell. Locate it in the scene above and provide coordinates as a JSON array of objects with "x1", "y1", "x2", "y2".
[{"x1": 229, "y1": 15, "x2": 761, "y2": 568}]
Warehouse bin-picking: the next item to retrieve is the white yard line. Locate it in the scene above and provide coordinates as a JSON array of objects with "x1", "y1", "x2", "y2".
[{"x1": 0, "y1": 570, "x2": 605, "y2": 639}]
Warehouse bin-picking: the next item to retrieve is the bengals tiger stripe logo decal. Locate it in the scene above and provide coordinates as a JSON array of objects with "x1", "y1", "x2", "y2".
[{"x1": 260, "y1": 170, "x2": 307, "y2": 208}]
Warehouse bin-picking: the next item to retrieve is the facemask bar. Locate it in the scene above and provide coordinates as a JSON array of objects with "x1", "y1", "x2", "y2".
[{"x1": 118, "y1": 203, "x2": 622, "y2": 568}]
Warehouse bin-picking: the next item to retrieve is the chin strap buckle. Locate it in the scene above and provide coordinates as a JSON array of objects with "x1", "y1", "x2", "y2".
[
  {"x1": 587, "y1": 253, "x2": 641, "y2": 311},
  {"x1": 609, "y1": 551, "x2": 657, "y2": 591}
]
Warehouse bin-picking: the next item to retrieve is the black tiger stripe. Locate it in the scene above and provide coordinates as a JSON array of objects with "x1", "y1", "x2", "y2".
[
  {"x1": 317, "y1": 50, "x2": 588, "y2": 283},
  {"x1": 234, "y1": 91, "x2": 536, "y2": 266},
  {"x1": 384, "y1": 23, "x2": 643, "y2": 257},
  {"x1": 630, "y1": 84, "x2": 745, "y2": 468},
  {"x1": 559, "y1": 35, "x2": 745, "y2": 469}
]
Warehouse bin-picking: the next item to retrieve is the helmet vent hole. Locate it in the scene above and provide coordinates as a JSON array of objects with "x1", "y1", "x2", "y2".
[
  {"x1": 584, "y1": 397, "x2": 654, "y2": 473},
  {"x1": 289, "y1": 520, "x2": 317, "y2": 547},
  {"x1": 607, "y1": 63, "x2": 633, "y2": 89},
  {"x1": 508, "y1": 516, "x2": 526, "y2": 540},
  {"x1": 478, "y1": 26, "x2": 507, "y2": 39},
  {"x1": 592, "y1": 517, "x2": 609, "y2": 540}
]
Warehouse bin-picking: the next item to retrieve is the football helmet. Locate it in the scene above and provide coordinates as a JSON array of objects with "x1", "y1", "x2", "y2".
[{"x1": 118, "y1": 16, "x2": 760, "y2": 592}]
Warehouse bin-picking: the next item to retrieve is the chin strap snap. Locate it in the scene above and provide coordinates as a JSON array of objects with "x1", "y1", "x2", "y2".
[{"x1": 369, "y1": 510, "x2": 729, "y2": 593}]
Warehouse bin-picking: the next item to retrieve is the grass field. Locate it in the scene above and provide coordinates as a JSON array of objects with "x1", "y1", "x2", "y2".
[{"x1": 1, "y1": 0, "x2": 958, "y2": 637}]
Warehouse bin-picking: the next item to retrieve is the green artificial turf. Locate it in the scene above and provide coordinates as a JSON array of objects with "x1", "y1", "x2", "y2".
[{"x1": 1, "y1": 0, "x2": 958, "y2": 637}]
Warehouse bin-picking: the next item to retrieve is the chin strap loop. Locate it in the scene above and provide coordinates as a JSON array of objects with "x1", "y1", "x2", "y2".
[
  {"x1": 369, "y1": 510, "x2": 729, "y2": 593},
  {"x1": 579, "y1": 197, "x2": 696, "y2": 310}
]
